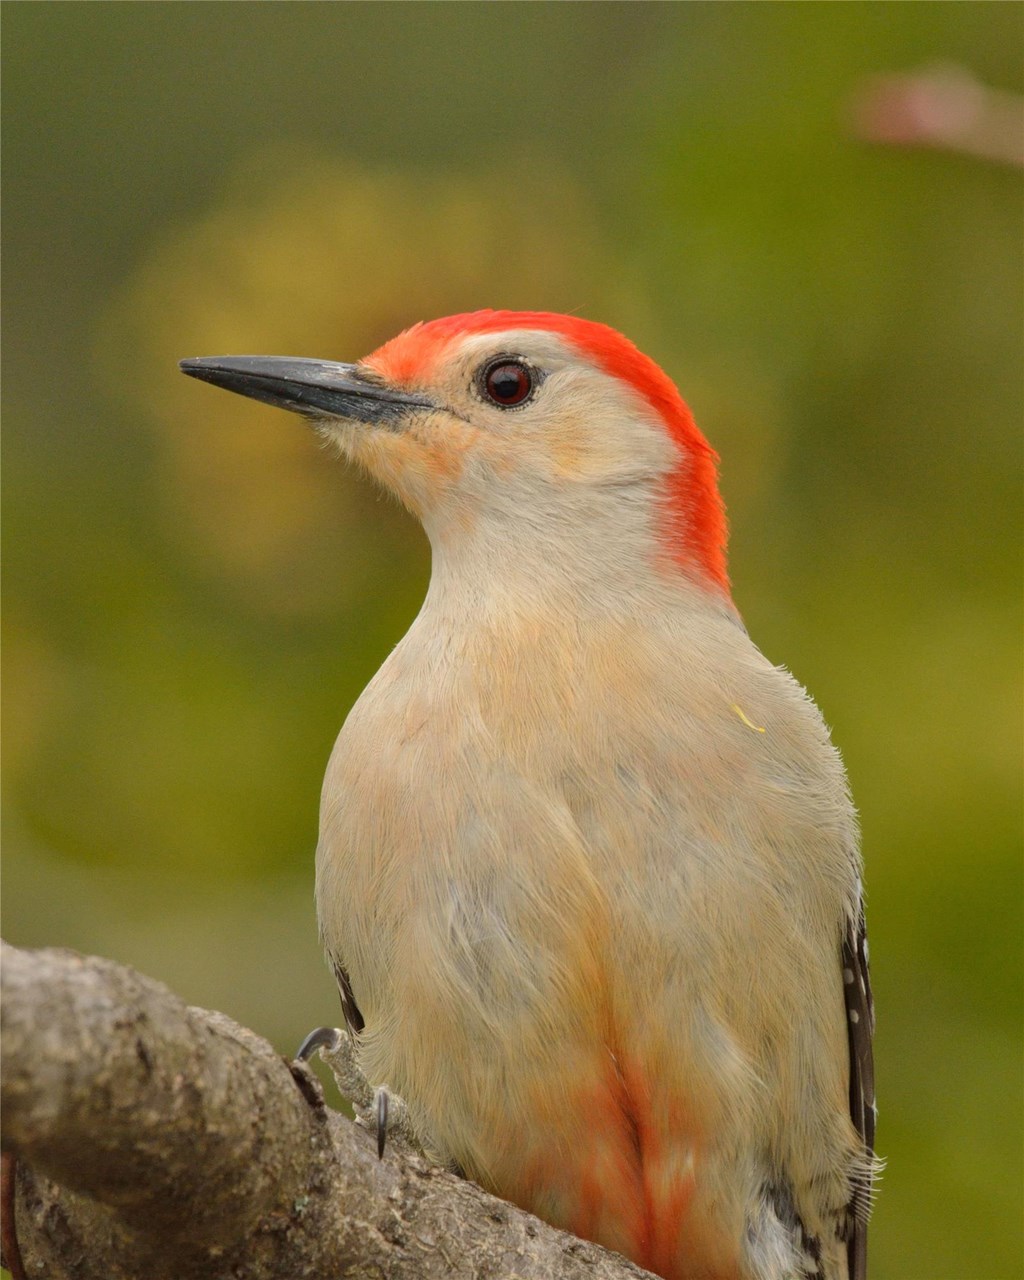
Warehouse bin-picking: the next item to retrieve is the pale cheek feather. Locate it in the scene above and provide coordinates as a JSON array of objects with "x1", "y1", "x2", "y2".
[
  {"x1": 332, "y1": 369, "x2": 679, "y2": 539},
  {"x1": 332, "y1": 411, "x2": 479, "y2": 517}
]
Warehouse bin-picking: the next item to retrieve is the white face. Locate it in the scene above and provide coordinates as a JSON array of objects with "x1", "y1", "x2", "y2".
[{"x1": 324, "y1": 330, "x2": 682, "y2": 536}]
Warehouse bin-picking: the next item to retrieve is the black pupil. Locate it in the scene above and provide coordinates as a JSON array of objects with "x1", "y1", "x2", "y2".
[{"x1": 486, "y1": 363, "x2": 530, "y2": 405}]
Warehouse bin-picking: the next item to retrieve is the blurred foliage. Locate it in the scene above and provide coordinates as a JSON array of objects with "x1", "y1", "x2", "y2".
[
  {"x1": 98, "y1": 154, "x2": 647, "y2": 619},
  {"x1": 3, "y1": 4, "x2": 1021, "y2": 1278}
]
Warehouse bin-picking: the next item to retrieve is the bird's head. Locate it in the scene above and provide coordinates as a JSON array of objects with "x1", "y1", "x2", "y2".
[{"x1": 181, "y1": 311, "x2": 729, "y2": 596}]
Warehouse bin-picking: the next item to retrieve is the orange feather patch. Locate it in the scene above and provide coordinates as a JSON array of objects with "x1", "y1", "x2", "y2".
[{"x1": 515, "y1": 1050, "x2": 739, "y2": 1280}]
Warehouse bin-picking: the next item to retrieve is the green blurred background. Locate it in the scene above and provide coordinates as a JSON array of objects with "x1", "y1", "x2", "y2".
[{"x1": 3, "y1": 4, "x2": 1021, "y2": 1277}]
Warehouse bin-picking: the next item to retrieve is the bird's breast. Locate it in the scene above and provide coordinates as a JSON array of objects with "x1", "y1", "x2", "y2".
[{"x1": 314, "y1": 600, "x2": 858, "y2": 1277}]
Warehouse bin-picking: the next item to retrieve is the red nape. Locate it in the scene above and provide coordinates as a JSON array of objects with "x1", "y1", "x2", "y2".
[{"x1": 365, "y1": 310, "x2": 730, "y2": 593}]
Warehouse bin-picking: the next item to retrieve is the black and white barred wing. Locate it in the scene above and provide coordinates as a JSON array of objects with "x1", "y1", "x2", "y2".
[{"x1": 841, "y1": 902, "x2": 876, "y2": 1280}]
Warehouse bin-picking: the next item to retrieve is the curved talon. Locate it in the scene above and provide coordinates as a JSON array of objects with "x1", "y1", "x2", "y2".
[
  {"x1": 295, "y1": 1025, "x2": 341, "y2": 1062},
  {"x1": 376, "y1": 1088, "x2": 389, "y2": 1159}
]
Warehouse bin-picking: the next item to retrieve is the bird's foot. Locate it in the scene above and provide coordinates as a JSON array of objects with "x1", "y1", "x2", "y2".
[{"x1": 294, "y1": 1026, "x2": 422, "y2": 1160}]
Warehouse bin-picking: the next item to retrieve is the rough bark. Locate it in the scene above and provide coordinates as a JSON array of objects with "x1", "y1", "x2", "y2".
[{"x1": 0, "y1": 941, "x2": 651, "y2": 1280}]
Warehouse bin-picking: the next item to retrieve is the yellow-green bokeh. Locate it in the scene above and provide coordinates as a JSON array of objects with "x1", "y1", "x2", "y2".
[{"x1": 3, "y1": 5, "x2": 1021, "y2": 1278}]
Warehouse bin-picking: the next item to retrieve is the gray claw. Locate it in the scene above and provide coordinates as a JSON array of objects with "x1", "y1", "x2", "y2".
[
  {"x1": 295, "y1": 1026, "x2": 341, "y2": 1062},
  {"x1": 303, "y1": 1031, "x2": 426, "y2": 1163},
  {"x1": 376, "y1": 1089, "x2": 389, "y2": 1159}
]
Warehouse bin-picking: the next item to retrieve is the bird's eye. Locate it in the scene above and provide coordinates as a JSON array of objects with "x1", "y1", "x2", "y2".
[{"x1": 482, "y1": 360, "x2": 534, "y2": 408}]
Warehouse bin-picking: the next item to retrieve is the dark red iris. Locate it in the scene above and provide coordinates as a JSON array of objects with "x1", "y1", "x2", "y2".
[{"x1": 483, "y1": 361, "x2": 533, "y2": 407}]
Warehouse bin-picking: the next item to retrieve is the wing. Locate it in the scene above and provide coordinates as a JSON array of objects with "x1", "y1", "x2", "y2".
[
  {"x1": 780, "y1": 904, "x2": 876, "y2": 1280},
  {"x1": 841, "y1": 901, "x2": 876, "y2": 1280},
  {"x1": 332, "y1": 956, "x2": 365, "y2": 1035}
]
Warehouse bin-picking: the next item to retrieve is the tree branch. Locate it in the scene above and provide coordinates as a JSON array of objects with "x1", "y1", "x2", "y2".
[{"x1": 0, "y1": 941, "x2": 650, "y2": 1280}]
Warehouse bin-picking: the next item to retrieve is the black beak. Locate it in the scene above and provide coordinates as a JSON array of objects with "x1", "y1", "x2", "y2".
[{"x1": 179, "y1": 356, "x2": 435, "y2": 426}]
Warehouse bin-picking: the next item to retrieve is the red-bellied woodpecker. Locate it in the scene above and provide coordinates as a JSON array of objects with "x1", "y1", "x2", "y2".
[{"x1": 181, "y1": 311, "x2": 876, "y2": 1280}]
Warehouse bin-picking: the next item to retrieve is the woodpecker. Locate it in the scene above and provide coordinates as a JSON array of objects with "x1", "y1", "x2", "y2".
[{"x1": 181, "y1": 311, "x2": 875, "y2": 1280}]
